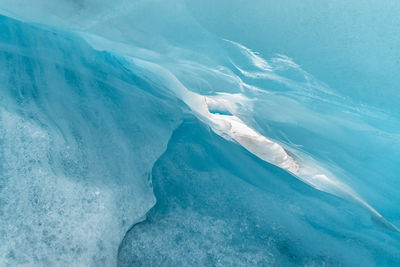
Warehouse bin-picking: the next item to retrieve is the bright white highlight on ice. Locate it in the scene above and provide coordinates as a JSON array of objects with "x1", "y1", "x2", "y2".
[{"x1": 127, "y1": 54, "x2": 399, "y2": 232}]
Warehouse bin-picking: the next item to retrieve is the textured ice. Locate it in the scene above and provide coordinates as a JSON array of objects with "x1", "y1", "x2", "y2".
[
  {"x1": 0, "y1": 0, "x2": 399, "y2": 266},
  {"x1": 118, "y1": 120, "x2": 399, "y2": 266},
  {"x1": 0, "y1": 14, "x2": 183, "y2": 265}
]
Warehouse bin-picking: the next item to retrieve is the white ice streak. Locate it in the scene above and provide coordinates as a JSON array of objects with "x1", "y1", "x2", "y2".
[
  {"x1": 224, "y1": 39, "x2": 273, "y2": 72},
  {"x1": 128, "y1": 58, "x2": 298, "y2": 173},
  {"x1": 226, "y1": 39, "x2": 340, "y2": 97},
  {"x1": 127, "y1": 54, "x2": 399, "y2": 232},
  {"x1": 127, "y1": 57, "x2": 342, "y2": 189}
]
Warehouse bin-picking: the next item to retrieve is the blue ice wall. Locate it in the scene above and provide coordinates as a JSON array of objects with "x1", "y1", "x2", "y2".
[
  {"x1": 0, "y1": 15, "x2": 184, "y2": 265},
  {"x1": 118, "y1": 119, "x2": 400, "y2": 266},
  {"x1": 186, "y1": 0, "x2": 400, "y2": 114},
  {"x1": 0, "y1": 0, "x2": 399, "y2": 266}
]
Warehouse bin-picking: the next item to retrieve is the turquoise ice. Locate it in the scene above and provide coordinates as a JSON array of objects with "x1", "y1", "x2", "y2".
[{"x1": 0, "y1": 0, "x2": 399, "y2": 266}]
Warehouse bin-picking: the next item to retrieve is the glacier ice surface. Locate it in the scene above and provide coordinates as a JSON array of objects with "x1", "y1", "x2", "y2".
[{"x1": 0, "y1": 0, "x2": 399, "y2": 266}]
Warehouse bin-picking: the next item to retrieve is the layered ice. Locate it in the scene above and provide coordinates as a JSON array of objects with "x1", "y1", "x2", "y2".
[{"x1": 0, "y1": 0, "x2": 399, "y2": 266}]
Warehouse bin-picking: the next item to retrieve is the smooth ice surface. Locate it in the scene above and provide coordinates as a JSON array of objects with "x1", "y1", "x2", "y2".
[{"x1": 0, "y1": 0, "x2": 399, "y2": 266}]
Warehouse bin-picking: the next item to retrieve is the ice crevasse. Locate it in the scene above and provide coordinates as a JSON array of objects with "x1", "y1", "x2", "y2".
[{"x1": 0, "y1": 0, "x2": 400, "y2": 266}]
